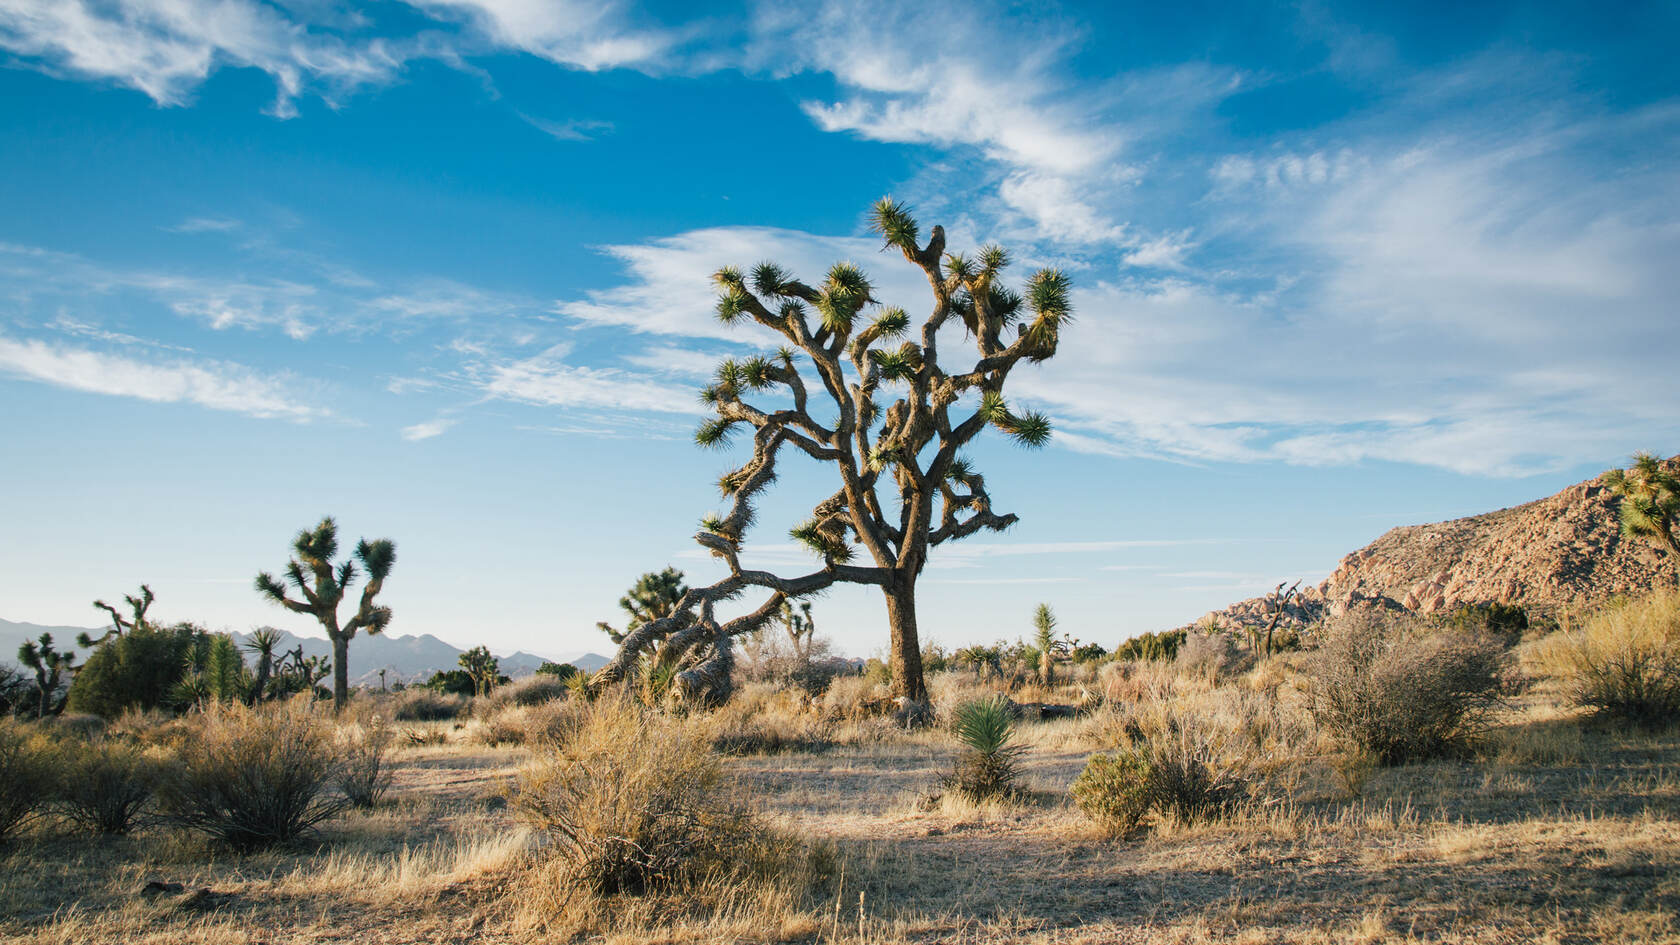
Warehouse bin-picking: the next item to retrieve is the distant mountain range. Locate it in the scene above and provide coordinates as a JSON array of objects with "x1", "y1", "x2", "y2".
[{"x1": 0, "y1": 617, "x2": 609, "y2": 687}]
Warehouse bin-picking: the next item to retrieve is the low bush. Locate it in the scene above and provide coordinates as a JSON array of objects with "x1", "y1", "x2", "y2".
[
  {"x1": 56, "y1": 737, "x2": 158, "y2": 834},
  {"x1": 1541, "y1": 590, "x2": 1680, "y2": 727},
  {"x1": 483, "y1": 674, "x2": 568, "y2": 710},
  {"x1": 0, "y1": 719, "x2": 56, "y2": 841},
  {"x1": 1070, "y1": 749, "x2": 1151, "y2": 831},
  {"x1": 159, "y1": 698, "x2": 347, "y2": 851},
  {"x1": 511, "y1": 697, "x2": 762, "y2": 895},
  {"x1": 336, "y1": 715, "x2": 394, "y2": 809},
  {"x1": 942, "y1": 694, "x2": 1024, "y2": 801},
  {"x1": 1139, "y1": 713, "x2": 1245, "y2": 822},
  {"x1": 1309, "y1": 612, "x2": 1506, "y2": 763},
  {"x1": 1174, "y1": 631, "x2": 1242, "y2": 684},
  {"x1": 392, "y1": 688, "x2": 469, "y2": 722}
]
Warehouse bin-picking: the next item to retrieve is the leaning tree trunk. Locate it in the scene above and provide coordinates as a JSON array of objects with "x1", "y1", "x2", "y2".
[
  {"x1": 884, "y1": 576, "x2": 928, "y2": 706},
  {"x1": 330, "y1": 634, "x2": 350, "y2": 711}
]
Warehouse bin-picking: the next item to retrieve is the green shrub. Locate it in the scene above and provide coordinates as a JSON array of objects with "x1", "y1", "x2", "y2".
[
  {"x1": 159, "y1": 698, "x2": 347, "y2": 851},
  {"x1": 1447, "y1": 602, "x2": 1529, "y2": 639},
  {"x1": 1309, "y1": 613, "x2": 1506, "y2": 763},
  {"x1": 942, "y1": 694, "x2": 1025, "y2": 800},
  {"x1": 0, "y1": 719, "x2": 56, "y2": 841},
  {"x1": 65, "y1": 623, "x2": 203, "y2": 718},
  {"x1": 1113, "y1": 629, "x2": 1186, "y2": 662},
  {"x1": 1542, "y1": 590, "x2": 1680, "y2": 726},
  {"x1": 512, "y1": 697, "x2": 758, "y2": 895},
  {"x1": 1071, "y1": 749, "x2": 1151, "y2": 831},
  {"x1": 56, "y1": 737, "x2": 158, "y2": 834},
  {"x1": 535, "y1": 661, "x2": 581, "y2": 680}
]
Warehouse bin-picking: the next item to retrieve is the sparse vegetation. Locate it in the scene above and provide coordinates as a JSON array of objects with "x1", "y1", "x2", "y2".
[
  {"x1": 1541, "y1": 588, "x2": 1680, "y2": 725},
  {"x1": 1310, "y1": 611, "x2": 1507, "y2": 763},
  {"x1": 158, "y1": 697, "x2": 348, "y2": 850},
  {"x1": 511, "y1": 696, "x2": 763, "y2": 895},
  {"x1": 0, "y1": 719, "x2": 56, "y2": 841},
  {"x1": 54, "y1": 736, "x2": 157, "y2": 834},
  {"x1": 336, "y1": 713, "x2": 394, "y2": 808}
]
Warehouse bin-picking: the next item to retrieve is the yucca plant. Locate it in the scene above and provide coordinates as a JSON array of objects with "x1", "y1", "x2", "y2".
[
  {"x1": 1604, "y1": 453, "x2": 1680, "y2": 561},
  {"x1": 943, "y1": 694, "x2": 1025, "y2": 800}
]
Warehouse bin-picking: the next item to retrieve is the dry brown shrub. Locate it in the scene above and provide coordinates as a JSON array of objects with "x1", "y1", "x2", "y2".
[
  {"x1": 158, "y1": 697, "x2": 347, "y2": 851},
  {"x1": 1309, "y1": 611, "x2": 1506, "y2": 764},
  {"x1": 1538, "y1": 589, "x2": 1680, "y2": 726},
  {"x1": 0, "y1": 718, "x2": 56, "y2": 841},
  {"x1": 56, "y1": 736, "x2": 160, "y2": 834},
  {"x1": 508, "y1": 696, "x2": 834, "y2": 939},
  {"x1": 335, "y1": 712, "x2": 394, "y2": 808},
  {"x1": 391, "y1": 688, "x2": 468, "y2": 722},
  {"x1": 482, "y1": 674, "x2": 567, "y2": 710},
  {"x1": 511, "y1": 696, "x2": 802, "y2": 897},
  {"x1": 817, "y1": 674, "x2": 895, "y2": 721},
  {"x1": 707, "y1": 684, "x2": 834, "y2": 755}
]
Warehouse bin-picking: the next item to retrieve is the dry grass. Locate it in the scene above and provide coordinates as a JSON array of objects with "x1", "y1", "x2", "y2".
[{"x1": 2, "y1": 617, "x2": 1679, "y2": 944}]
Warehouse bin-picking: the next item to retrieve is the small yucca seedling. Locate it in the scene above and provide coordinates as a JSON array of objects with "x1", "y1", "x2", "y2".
[{"x1": 943, "y1": 694, "x2": 1025, "y2": 800}]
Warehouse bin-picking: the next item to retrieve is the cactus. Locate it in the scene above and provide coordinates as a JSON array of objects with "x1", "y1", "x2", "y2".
[{"x1": 1604, "y1": 453, "x2": 1680, "y2": 562}]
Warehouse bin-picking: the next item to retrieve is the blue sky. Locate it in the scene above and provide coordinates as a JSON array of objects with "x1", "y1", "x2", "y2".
[{"x1": 1, "y1": 0, "x2": 1676, "y2": 661}]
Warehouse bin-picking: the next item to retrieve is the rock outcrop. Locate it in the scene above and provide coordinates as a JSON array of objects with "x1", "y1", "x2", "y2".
[{"x1": 1187, "y1": 458, "x2": 1680, "y2": 634}]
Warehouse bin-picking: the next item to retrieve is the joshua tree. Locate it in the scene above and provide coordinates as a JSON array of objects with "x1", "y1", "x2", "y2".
[
  {"x1": 1031, "y1": 603, "x2": 1065, "y2": 687},
  {"x1": 1604, "y1": 453, "x2": 1680, "y2": 563},
  {"x1": 243, "y1": 627, "x2": 283, "y2": 705},
  {"x1": 459, "y1": 646, "x2": 501, "y2": 697},
  {"x1": 596, "y1": 199, "x2": 1069, "y2": 714},
  {"x1": 17, "y1": 634, "x2": 76, "y2": 719},
  {"x1": 597, "y1": 567, "x2": 688, "y2": 644},
  {"x1": 1258, "y1": 580, "x2": 1302, "y2": 657},
  {"x1": 780, "y1": 600, "x2": 817, "y2": 660},
  {"x1": 84, "y1": 584, "x2": 156, "y2": 648},
  {"x1": 254, "y1": 517, "x2": 396, "y2": 711}
]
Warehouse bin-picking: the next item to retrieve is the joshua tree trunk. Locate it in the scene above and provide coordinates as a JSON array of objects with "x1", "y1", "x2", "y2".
[
  {"x1": 884, "y1": 576, "x2": 927, "y2": 704},
  {"x1": 331, "y1": 634, "x2": 350, "y2": 710}
]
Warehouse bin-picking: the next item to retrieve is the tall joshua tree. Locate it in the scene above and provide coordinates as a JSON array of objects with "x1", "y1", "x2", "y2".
[
  {"x1": 1604, "y1": 453, "x2": 1680, "y2": 563},
  {"x1": 254, "y1": 517, "x2": 396, "y2": 711},
  {"x1": 596, "y1": 199, "x2": 1070, "y2": 713}
]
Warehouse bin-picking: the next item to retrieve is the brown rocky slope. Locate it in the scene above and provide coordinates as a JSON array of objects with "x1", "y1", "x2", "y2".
[{"x1": 1189, "y1": 457, "x2": 1680, "y2": 634}]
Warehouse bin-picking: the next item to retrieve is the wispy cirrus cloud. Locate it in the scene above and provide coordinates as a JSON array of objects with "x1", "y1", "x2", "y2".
[{"x1": 0, "y1": 334, "x2": 326, "y2": 420}]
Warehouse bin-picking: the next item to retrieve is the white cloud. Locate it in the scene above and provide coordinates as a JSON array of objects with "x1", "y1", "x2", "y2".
[
  {"x1": 481, "y1": 343, "x2": 700, "y2": 415},
  {"x1": 406, "y1": 0, "x2": 672, "y2": 70},
  {"x1": 0, "y1": 334, "x2": 325, "y2": 420},
  {"x1": 0, "y1": 0, "x2": 409, "y2": 116},
  {"x1": 519, "y1": 114, "x2": 613, "y2": 141},
  {"x1": 555, "y1": 226, "x2": 928, "y2": 341},
  {"x1": 165, "y1": 216, "x2": 242, "y2": 233},
  {"x1": 401, "y1": 417, "x2": 457, "y2": 441}
]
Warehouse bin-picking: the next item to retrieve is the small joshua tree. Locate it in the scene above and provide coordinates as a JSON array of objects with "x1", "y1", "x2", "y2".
[
  {"x1": 780, "y1": 600, "x2": 817, "y2": 661},
  {"x1": 597, "y1": 199, "x2": 1070, "y2": 714},
  {"x1": 254, "y1": 517, "x2": 396, "y2": 711},
  {"x1": 1604, "y1": 453, "x2": 1680, "y2": 564},
  {"x1": 17, "y1": 634, "x2": 76, "y2": 719},
  {"x1": 598, "y1": 568, "x2": 688, "y2": 642},
  {"x1": 84, "y1": 584, "x2": 155, "y2": 648},
  {"x1": 459, "y1": 646, "x2": 501, "y2": 697}
]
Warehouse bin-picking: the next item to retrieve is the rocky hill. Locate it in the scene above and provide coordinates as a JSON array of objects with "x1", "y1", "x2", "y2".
[{"x1": 1191, "y1": 458, "x2": 1680, "y2": 634}]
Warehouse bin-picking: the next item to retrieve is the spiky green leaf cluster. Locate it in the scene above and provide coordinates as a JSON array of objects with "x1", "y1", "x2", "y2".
[
  {"x1": 817, "y1": 262, "x2": 873, "y2": 333},
  {"x1": 872, "y1": 307, "x2": 910, "y2": 338},
  {"x1": 789, "y1": 519, "x2": 854, "y2": 563},
  {"x1": 751, "y1": 262, "x2": 791, "y2": 297},
  {"x1": 694, "y1": 418, "x2": 736, "y2": 449},
  {"x1": 870, "y1": 197, "x2": 919, "y2": 252}
]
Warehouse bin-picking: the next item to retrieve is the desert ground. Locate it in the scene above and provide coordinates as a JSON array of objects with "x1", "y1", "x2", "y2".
[{"x1": 3, "y1": 610, "x2": 1678, "y2": 945}]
